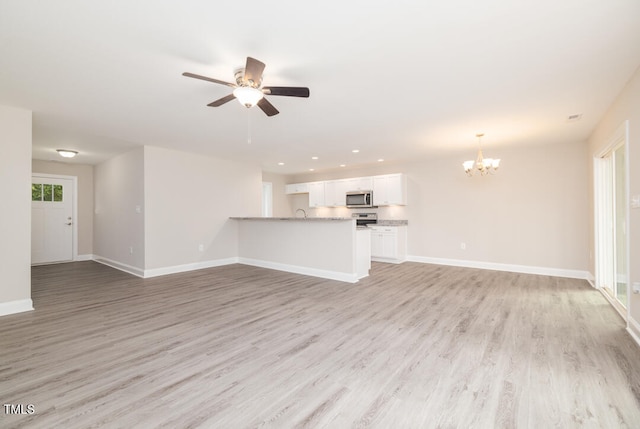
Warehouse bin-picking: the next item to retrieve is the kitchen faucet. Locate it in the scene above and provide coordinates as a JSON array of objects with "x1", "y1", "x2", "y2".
[{"x1": 295, "y1": 208, "x2": 307, "y2": 219}]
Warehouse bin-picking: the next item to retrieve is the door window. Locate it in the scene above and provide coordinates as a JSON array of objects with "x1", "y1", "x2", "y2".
[{"x1": 32, "y1": 183, "x2": 63, "y2": 202}]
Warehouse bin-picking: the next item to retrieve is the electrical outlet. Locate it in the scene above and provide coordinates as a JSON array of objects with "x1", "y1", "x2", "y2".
[
  {"x1": 129, "y1": 246, "x2": 133, "y2": 255},
  {"x1": 198, "y1": 244, "x2": 204, "y2": 252},
  {"x1": 633, "y1": 282, "x2": 640, "y2": 294},
  {"x1": 460, "y1": 242, "x2": 466, "y2": 250}
]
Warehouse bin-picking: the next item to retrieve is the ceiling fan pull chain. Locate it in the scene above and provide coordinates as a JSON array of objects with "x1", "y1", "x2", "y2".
[{"x1": 247, "y1": 108, "x2": 252, "y2": 144}]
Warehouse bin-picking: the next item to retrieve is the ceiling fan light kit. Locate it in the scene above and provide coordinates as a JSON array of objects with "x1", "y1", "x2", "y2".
[
  {"x1": 183, "y1": 57, "x2": 309, "y2": 117},
  {"x1": 233, "y1": 86, "x2": 264, "y2": 108},
  {"x1": 463, "y1": 133, "x2": 500, "y2": 176}
]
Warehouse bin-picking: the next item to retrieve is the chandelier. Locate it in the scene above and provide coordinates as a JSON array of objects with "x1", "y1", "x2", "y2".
[{"x1": 463, "y1": 133, "x2": 500, "y2": 176}]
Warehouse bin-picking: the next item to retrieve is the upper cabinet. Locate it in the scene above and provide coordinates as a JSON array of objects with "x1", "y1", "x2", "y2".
[
  {"x1": 344, "y1": 177, "x2": 373, "y2": 192},
  {"x1": 324, "y1": 180, "x2": 350, "y2": 207},
  {"x1": 373, "y1": 174, "x2": 407, "y2": 206},
  {"x1": 285, "y1": 183, "x2": 309, "y2": 194},
  {"x1": 308, "y1": 182, "x2": 325, "y2": 208},
  {"x1": 285, "y1": 173, "x2": 407, "y2": 207}
]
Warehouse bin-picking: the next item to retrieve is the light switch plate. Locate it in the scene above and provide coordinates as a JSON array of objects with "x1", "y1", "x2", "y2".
[{"x1": 631, "y1": 195, "x2": 640, "y2": 209}]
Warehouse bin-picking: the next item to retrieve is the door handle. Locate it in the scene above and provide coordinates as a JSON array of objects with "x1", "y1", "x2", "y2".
[{"x1": 66, "y1": 222, "x2": 72, "y2": 226}]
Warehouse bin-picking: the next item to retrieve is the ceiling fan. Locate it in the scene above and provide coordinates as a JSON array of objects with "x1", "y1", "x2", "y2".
[{"x1": 183, "y1": 57, "x2": 310, "y2": 117}]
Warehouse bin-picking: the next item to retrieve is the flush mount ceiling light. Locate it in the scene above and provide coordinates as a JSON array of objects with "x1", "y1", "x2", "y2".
[
  {"x1": 56, "y1": 149, "x2": 78, "y2": 158},
  {"x1": 462, "y1": 133, "x2": 500, "y2": 176}
]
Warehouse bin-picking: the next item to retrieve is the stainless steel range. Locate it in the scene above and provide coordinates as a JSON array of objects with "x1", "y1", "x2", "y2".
[{"x1": 352, "y1": 212, "x2": 377, "y2": 226}]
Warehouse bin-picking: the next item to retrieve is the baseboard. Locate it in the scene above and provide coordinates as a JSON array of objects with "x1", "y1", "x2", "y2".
[
  {"x1": 92, "y1": 256, "x2": 145, "y2": 278},
  {"x1": 238, "y1": 257, "x2": 359, "y2": 283},
  {"x1": 143, "y1": 258, "x2": 239, "y2": 278},
  {"x1": 586, "y1": 272, "x2": 596, "y2": 288},
  {"x1": 75, "y1": 254, "x2": 94, "y2": 262},
  {"x1": 406, "y1": 255, "x2": 589, "y2": 280},
  {"x1": 627, "y1": 317, "x2": 640, "y2": 348},
  {"x1": 0, "y1": 299, "x2": 34, "y2": 317},
  {"x1": 371, "y1": 257, "x2": 405, "y2": 264}
]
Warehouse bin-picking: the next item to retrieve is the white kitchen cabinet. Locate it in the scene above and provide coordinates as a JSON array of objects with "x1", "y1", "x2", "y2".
[
  {"x1": 369, "y1": 225, "x2": 407, "y2": 263},
  {"x1": 308, "y1": 181, "x2": 325, "y2": 208},
  {"x1": 373, "y1": 174, "x2": 407, "y2": 206},
  {"x1": 344, "y1": 177, "x2": 373, "y2": 192},
  {"x1": 324, "y1": 179, "x2": 349, "y2": 207},
  {"x1": 285, "y1": 183, "x2": 309, "y2": 194}
]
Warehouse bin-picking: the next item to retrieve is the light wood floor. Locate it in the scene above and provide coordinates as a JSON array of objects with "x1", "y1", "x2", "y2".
[{"x1": 2, "y1": 262, "x2": 640, "y2": 428}]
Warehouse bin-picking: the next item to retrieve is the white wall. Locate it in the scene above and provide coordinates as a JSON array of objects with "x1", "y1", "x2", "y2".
[
  {"x1": 287, "y1": 138, "x2": 589, "y2": 275},
  {"x1": 32, "y1": 160, "x2": 94, "y2": 257},
  {"x1": 93, "y1": 147, "x2": 145, "y2": 273},
  {"x1": 588, "y1": 65, "x2": 640, "y2": 334},
  {"x1": 144, "y1": 146, "x2": 262, "y2": 271},
  {"x1": 0, "y1": 105, "x2": 33, "y2": 315}
]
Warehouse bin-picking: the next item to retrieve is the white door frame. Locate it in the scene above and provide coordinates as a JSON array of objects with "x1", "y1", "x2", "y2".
[
  {"x1": 32, "y1": 172, "x2": 79, "y2": 262},
  {"x1": 593, "y1": 120, "x2": 630, "y2": 322}
]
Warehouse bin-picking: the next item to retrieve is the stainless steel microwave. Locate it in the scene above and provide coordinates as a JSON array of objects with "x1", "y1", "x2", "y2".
[{"x1": 346, "y1": 190, "x2": 374, "y2": 208}]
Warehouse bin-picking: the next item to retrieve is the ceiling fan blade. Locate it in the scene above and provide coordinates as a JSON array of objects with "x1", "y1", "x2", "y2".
[
  {"x1": 257, "y1": 97, "x2": 279, "y2": 117},
  {"x1": 262, "y1": 86, "x2": 310, "y2": 98},
  {"x1": 243, "y1": 57, "x2": 266, "y2": 87},
  {"x1": 182, "y1": 72, "x2": 236, "y2": 88},
  {"x1": 207, "y1": 93, "x2": 236, "y2": 107}
]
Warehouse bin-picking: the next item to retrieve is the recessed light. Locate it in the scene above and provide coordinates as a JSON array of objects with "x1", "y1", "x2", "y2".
[
  {"x1": 311, "y1": 156, "x2": 318, "y2": 160},
  {"x1": 352, "y1": 149, "x2": 359, "y2": 153},
  {"x1": 378, "y1": 158, "x2": 384, "y2": 162},
  {"x1": 567, "y1": 113, "x2": 582, "y2": 122},
  {"x1": 309, "y1": 168, "x2": 315, "y2": 171},
  {"x1": 56, "y1": 149, "x2": 78, "y2": 158},
  {"x1": 278, "y1": 162, "x2": 284, "y2": 166},
  {"x1": 340, "y1": 164, "x2": 346, "y2": 167}
]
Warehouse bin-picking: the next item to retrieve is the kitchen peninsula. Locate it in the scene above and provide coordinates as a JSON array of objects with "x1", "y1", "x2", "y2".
[{"x1": 230, "y1": 217, "x2": 371, "y2": 283}]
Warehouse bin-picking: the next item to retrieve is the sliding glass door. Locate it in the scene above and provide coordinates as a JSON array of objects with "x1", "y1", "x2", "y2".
[
  {"x1": 595, "y1": 135, "x2": 628, "y2": 314},
  {"x1": 613, "y1": 144, "x2": 627, "y2": 307}
]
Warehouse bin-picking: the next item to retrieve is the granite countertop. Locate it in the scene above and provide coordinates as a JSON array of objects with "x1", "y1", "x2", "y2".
[
  {"x1": 230, "y1": 217, "x2": 353, "y2": 221},
  {"x1": 375, "y1": 219, "x2": 408, "y2": 226}
]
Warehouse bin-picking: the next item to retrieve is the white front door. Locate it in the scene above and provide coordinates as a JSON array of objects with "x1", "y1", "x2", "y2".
[{"x1": 31, "y1": 176, "x2": 74, "y2": 264}]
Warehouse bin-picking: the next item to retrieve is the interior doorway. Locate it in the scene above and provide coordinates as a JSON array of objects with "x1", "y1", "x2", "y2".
[
  {"x1": 594, "y1": 121, "x2": 630, "y2": 318},
  {"x1": 31, "y1": 174, "x2": 77, "y2": 264}
]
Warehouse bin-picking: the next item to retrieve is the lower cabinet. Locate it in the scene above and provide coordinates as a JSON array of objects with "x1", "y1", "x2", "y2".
[{"x1": 369, "y1": 225, "x2": 407, "y2": 263}]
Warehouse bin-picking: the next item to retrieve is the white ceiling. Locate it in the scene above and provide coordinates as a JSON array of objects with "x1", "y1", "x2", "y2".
[{"x1": 2, "y1": 1, "x2": 640, "y2": 174}]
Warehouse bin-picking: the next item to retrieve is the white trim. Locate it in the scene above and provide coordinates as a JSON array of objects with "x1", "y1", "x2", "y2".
[
  {"x1": 90, "y1": 255, "x2": 358, "y2": 283},
  {"x1": 93, "y1": 256, "x2": 145, "y2": 278},
  {"x1": 76, "y1": 254, "x2": 94, "y2": 262},
  {"x1": 371, "y1": 257, "x2": 405, "y2": 264},
  {"x1": 627, "y1": 317, "x2": 640, "y2": 348},
  {"x1": 32, "y1": 173, "x2": 78, "y2": 262},
  {"x1": 144, "y1": 258, "x2": 240, "y2": 278},
  {"x1": 407, "y1": 255, "x2": 589, "y2": 280},
  {"x1": 586, "y1": 272, "x2": 596, "y2": 288},
  {"x1": 0, "y1": 299, "x2": 34, "y2": 317},
  {"x1": 238, "y1": 257, "x2": 359, "y2": 283}
]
